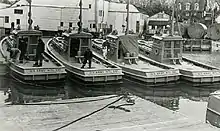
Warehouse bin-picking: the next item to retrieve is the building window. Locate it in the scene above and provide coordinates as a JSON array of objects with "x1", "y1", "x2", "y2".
[
  {"x1": 178, "y1": 3, "x2": 181, "y2": 10},
  {"x1": 5, "y1": 16, "x2": 9, "y2": 23},
  {"x1": 16, "y1": 19, "x2": 20, "y2": 25},
  {"x1": 99, "y1": 10, "x2": 102, "y2": 16},
  {"x1": 194, "y1": 3, "x2": 199, "y2": 10},
  {"x1": 89, "y1": 4, "x2": 91, "y2": 9},
  {"x1": 69, "y1": 22, "x2": 72, "y2": 27},
  {"x1": 90, "y1": 24, "x2": 92, "y2": 28},
  {"x1": 93, "y1": 24, "x2": 96, "y2": 28},
  {"x1": 14, "y1": 9, "x2": 23, "y2": 14},
  {"x1": 60, "y1": 22, "x2": 63, "y2": 27},
  {"x1": 186, "y1": 13, "x2": 190, "y2": 16},
  {"x1": 186, "y1": 3, "x2": 190, "y2": 10}
]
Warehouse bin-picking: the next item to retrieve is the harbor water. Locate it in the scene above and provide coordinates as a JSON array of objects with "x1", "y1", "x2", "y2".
[{"x1": 0, "y1": 66, "x2": 219, "y2": 125}]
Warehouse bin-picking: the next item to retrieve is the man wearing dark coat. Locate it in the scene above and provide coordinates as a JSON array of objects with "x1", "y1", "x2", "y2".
[
  {"x1": 18, "y1": 38, "x2": 27, "y2": 63},
  {"x1": 33, "y1": 38, "x2": 45, "y2": 67},
  {"x1": 81, "y1": 48, "x2": 93, "y2": 69}
]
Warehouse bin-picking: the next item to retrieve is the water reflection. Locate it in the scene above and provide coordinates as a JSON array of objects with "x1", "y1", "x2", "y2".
[
  {"x1": 0, "y1": 74, "x2": 220, "y2": 111},
  {"x1": 122, "y1": 79, "x2": 220, "y2": 111}
]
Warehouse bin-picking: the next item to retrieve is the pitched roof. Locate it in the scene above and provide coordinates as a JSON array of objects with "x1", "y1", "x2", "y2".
[{"x1": 0, "y1": 2, "x2": 9, "y2": 8}]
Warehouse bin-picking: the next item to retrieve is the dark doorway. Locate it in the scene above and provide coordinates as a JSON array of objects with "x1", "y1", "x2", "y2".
[{"x1": 70, "y1": 38, "x2": 80, "y2": 57}]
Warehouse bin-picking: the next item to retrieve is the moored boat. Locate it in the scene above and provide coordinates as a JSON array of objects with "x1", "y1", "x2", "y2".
[
  {"x1": 206, "y1": 90, "x2": 220, "y2": 127},
  {"x1": 139, "y1": 34, "x2": 220, "y2": 83},
  {"x1": 92, "y1": 34, "x2": 180, "y2": 83},
  {"x1": 0, "y1": 30, "x2": 67, "y2": 85},
  {"x1": 46, "y1": 32, "x2": 123, "y2": 84}
]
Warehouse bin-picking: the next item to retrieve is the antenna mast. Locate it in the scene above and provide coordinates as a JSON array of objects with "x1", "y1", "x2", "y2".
[
  {"x1": 171, "y1": 0, "x2": 175, "y2": 36},
  {"x1": 78, "y1": 0, "x2": 83, "y2": 33},
  {"x1": 125, "y1": 0, "x2": 130, "y2": 35},
  {"x1": 27, "y1": 0, "x2": 32, "y2": 30}
]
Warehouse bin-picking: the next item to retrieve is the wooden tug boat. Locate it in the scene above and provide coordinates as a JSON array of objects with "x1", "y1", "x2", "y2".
[
  {"x1": 0, "y1": 0, "x2": 66, "y2": 86},
  {"x1": 46, "y1": 0, "x2": 123, "y2": 84},
  {"x1": 46, "y1": 32, "x2": 123, "y2": 84},
  {"x1": 139, "y1": 34, "x2": 220, "y2": 83},
  {"x1": 92, "y1": 34, "x2": 180, "y2": 83},
  {"x1": 0, "y1": 30, "x2": 67, "y2": 85}
]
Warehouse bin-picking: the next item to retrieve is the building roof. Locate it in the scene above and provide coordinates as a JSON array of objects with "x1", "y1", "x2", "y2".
[
  {"x1": 0, "y1": 2, "x2": 9, "y2": 9},
  {"x1": 12, "y1": 0, "x2": 91, "y2": 8},
  {"x1": 148, "y1": 12, "x2": 170, "y2": 21},
  {"x1": 108, "y1": 2, "x2": 139, "y2": 13}
]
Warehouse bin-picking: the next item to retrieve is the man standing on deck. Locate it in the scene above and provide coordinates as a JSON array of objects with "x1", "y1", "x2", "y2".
[
  {"x1": 33, "y1": 38, "x2": 45, "y2": 67},
  {"x1": 81, "y1": 48, "x2": 93, "y2": 69}
]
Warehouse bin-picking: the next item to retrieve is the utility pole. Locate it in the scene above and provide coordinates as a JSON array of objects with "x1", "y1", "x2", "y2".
[
  {"x1": 78, "y1": 0, "x2": 83, "y2": 33},
  {"x1": 171, "y1": 0, "x2": 175, "y2": 36},
  {"x1": 125, "y1": 0, "x2": 130, "y2": 35},
  {"x1": 27, "y1": 0, "x2": 32, "y2": 30}
]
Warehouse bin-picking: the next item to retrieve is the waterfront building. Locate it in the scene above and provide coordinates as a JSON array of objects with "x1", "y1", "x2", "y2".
[
  {"x1": 0, "y1": 0, "x2": 144, "y2": 35},
  {"x1": 147, "y1": 11, "x2": 170, "y2": 34},
  {"x1": 175, "y1": 0, "x2": 207, "y2": 23}
]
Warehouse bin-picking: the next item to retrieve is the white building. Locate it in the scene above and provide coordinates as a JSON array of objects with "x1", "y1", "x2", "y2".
[
  {"x1": 0, "y1": 0, "x2": 145, "y2": 34},
  {"x1": 0, "y1": 0, "x2": 90, "y2": 32},
  {"x1": 107, "y1": 2, "x2": 144, "y2": 34}
]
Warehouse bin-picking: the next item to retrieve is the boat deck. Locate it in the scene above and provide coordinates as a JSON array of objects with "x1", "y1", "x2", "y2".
[
  {"x1": 16, "y1": 60, "x2": 58, "y2": 68},
  {"x1": 0, "y1": 94, "x2": 217, "y2": 131},
  {"x1": 123, "y1": 60, "x2": 165, "y2": 72},
  {"x1": 170, "y1": 61, "x2": 208, "y2": 71},
  {"x1": 51, "y1": 46, "x2": 108, "y2": 70}
]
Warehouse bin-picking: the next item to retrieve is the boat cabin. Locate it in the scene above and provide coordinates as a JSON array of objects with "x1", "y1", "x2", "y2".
[
  {"x1": 106, "y1": 34, "x2": 139, "y2": 64},
  {"x1": 149, "y1": 35, "x2": 184, "y2": 64},
  {"x1": 62, "y1": 32, "x2": 93, "y2": 63},
  {"x1": 14, "y1": 30, "x2": 43, "y2": 61}
]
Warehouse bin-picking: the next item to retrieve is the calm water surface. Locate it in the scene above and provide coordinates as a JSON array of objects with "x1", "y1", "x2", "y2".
[{"x1": 0, "y1": 73, "x2": 220, "y2": 123}]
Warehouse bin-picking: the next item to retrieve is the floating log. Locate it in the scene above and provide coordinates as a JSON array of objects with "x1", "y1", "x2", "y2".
[
  {"x1": 207, "y1": 23, "x2": 220, "y2": 40},
  {"x1": 187, "y1": 23, "x2": 207, "y2": 39}
]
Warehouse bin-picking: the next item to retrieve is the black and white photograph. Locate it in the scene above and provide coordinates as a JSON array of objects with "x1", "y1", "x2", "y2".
[{"x1": 0, "y1": 0, "x2": 220, "y2": 130}]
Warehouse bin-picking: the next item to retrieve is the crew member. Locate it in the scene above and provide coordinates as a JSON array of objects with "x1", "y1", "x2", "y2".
[
  {"x1": 33, "y1": 38, "x2": 45, "y2": 67},
  {"x1": 81, "y1": 48, "x2": 93, "y2": 69}
]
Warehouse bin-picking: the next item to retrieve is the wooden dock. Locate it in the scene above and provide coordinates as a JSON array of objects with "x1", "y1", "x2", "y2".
[{"x1": 0, "y1": 92, "x2": 217, "y2": 131}]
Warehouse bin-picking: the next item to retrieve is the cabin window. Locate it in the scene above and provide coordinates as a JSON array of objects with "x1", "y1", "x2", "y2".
[
  {"x1": 174, "y1": 41, "x2": 181, "y2": 48},
  {"x1": 164, "y1": 50, "x2": 171, "y2": 58},
  {"x1": 60, "y1": 22, "x2": 64, "y2": 27},
  {"x1": 89, "y1": 4, "x2": 91, "y2": 9},
  {"x1": 14, "y1": 9, "x2": 23, "y2": 14},
  {"x1": 5, "y1": 16, "x2": 9, "y2": 23},
  {"x1": 165, "y1": 41, "x2": 171, "y2": 48},
  {"x1": 174, "y1": 49, "x2": 180, "y2": 58},
  {"x1": 81, "y1": 39, "x2": 89, "y2": 47},
  {"x1": 16, "y1": 19, "x2": 20, "y2": 25},
  {"x1": 69, "y1": 22, "x2": 72, "y2": 27}
]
